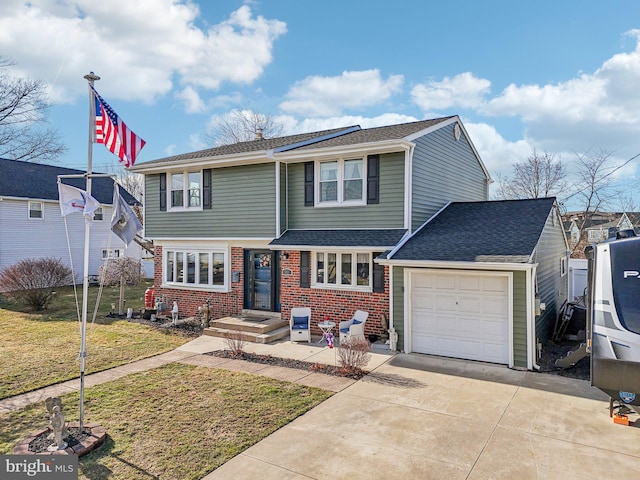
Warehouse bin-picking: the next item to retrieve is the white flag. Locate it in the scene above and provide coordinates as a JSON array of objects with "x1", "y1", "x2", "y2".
[
  {"x1": 111, "y1": 184, "x2": 142, "y2": 246},
  {"x1": 58, "y1": 182, "x2": 100, "y2": 218}
]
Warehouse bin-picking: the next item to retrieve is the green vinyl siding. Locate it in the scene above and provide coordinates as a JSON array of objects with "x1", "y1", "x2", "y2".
[
  {"x1": 411, "y1": 123, "x2": 488, "y2": 230},
  {"x1": 144, "y1": 163, "x2": 277, "y2": 238},
  {"x1": 512, "y1": 270, "x2": 528, "y2": 369},
  {"x1": 392, "y1": 266, "x2": 405, "y2": 351},
  {"x1": 286, "y1": 152, "x2": 405, "y2": 230},
  {"x1": 534, "y1": 210, "x2": 569, "y2": 342}
]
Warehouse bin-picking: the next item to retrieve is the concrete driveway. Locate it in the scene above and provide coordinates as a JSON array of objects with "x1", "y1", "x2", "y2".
[{"x1": 204, "y1": 353, "x2": 640, "y2": 479}]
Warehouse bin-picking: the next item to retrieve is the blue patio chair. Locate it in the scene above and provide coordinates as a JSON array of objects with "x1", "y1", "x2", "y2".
[
  {"x1": 290, "y1": 307, "x2": 311, "y2": 343},
  {"x1": 339, "y1": 310, "x2": 369, "y2": 343}
]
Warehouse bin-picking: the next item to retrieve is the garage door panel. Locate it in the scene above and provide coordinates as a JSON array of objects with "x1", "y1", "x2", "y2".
[
  {"x1": 458, "y1": 295, "x2": 481, "y2": 313},
  {"x1": 480, "y1": 297, "x2": 508, "y2": 316},
  {"x1": 482, "y1": 276, "x2": 508, "y2": 292},
  {"x1": 410, "y1": 270, "x2": 510, "y2": 365},
  {"x1": 412, "y1": 292, "x2": 435, "y2": 310},
  {"x1": 458, "y1": 275, "x2": 480, "y2": 291},
  {"x1": 435, "y1": 294, "x2": 458, "y2": 311}
]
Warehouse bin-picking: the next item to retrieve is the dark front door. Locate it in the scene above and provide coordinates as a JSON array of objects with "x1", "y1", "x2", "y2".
[{"x1": 244, "y1": 250, "x2": 280, "y2": 311}]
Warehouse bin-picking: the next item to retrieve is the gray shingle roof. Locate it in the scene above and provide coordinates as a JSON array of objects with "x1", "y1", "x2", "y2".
[
  {"x1": 0, "y1": 158, "x2": 139, "y2": 205},
  {"x1": 390, "y1": 198, "x2": 557, "y2": 263},
  {"x1": 269, "y1": 229, "x2": 407, "y2": 248},
  {"x1": 134, "y1": 117, "x2": 455, "y2": 167},
  {"x1": 292, "y1": 117, "x2": 455, "y2": 151}
]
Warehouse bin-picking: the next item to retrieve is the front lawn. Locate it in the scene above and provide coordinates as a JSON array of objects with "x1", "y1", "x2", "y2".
[
  {"x1": 0, "y1": 281, "x2": 191, "y2": 399},
  {"x1": 0, "y1": 363, "x2": 332, "y2": 479}
]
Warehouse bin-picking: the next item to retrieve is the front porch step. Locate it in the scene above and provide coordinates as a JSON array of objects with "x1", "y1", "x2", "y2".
[
  {"x1": 209, "y1": 315, "x2": 287, "y2": 334},
  {"x1": 203, "y1": 325, "x2": 290, "y2": 344}
]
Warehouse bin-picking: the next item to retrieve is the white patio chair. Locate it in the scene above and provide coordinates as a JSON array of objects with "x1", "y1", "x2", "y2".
[
  {"x1": 339, "y1": 310, "x2": 369, "y2": 343},
  {"x1": 290, "y1": 307, "x2": 311, "y2": 343}
]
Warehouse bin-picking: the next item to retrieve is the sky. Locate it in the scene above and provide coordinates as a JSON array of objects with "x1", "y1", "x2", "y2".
[{"x1": 3, "y1": 0, "x2": 640, "y2": 210}]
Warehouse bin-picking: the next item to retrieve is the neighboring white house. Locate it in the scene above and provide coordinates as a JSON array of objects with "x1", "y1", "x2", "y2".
[{"x1": 0, "y1": 158, "x2": 146, "y2": 284}]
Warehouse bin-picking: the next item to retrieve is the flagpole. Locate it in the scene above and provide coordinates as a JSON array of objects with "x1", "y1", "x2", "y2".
[{"x1": 79, "y1": 72, "x2": 100, "y2": 431}]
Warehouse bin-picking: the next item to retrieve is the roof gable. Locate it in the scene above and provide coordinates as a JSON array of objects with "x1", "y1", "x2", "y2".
[
  {"x1": 389, "y1": 198, "x2": 557, "y2": 263},
  {"x1": 0, "y1": 158, "x2": 138, "y2": 205}
]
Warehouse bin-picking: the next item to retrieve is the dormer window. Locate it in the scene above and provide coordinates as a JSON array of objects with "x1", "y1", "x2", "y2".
[{"x1": 317, "y1": 158, "x2": 364, "y2": 206}]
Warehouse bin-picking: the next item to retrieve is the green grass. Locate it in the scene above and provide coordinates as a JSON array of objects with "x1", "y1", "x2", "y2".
[
  {"x1": 0, "y1": 363, "x2": 332, "y2": 480},
  {"x1": 0, "y1": 281, "x2": 191, "y2": 399}
]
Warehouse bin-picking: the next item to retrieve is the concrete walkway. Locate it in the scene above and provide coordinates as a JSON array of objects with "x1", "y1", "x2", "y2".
[{"x1": 3, "y1": 336, "x2": 639, "y2": 479}]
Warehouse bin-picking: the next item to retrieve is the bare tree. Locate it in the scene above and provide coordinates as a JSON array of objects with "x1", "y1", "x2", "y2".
[
  {"x1": 0, "y1": 55, "x2": 66, "y2": 162},
  {"x1": 205, "y1": 109, "x2": 283, "y2": 146},
  {"x1": 495, "y1": 149, "x2": 568, "y2": 199},
  {"x1": 564, "y1": 148, "x2": 623, "y2": 256}
]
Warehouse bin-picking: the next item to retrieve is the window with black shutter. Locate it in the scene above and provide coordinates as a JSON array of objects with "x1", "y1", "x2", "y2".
[
  {"x1": 159, "y1": 173, "x2": 166, "y2": 211},
  {"x1": 304, "y1": 162, "x2": 314, "y2": 206},
  {"x1": 202, "y1": 169, "x2": 212, "y2": 209},
  {"x1": 300, "y1": 251, "x2": 310, "y2": 288},
  {"x1": 373, "y1": 252, "x2": 385, "y2": 293},
  {"x1": 367, "y1": 155, "x2": 379, "y2": 204}
]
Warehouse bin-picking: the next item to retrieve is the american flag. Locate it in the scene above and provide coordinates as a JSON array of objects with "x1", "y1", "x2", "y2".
[{"x1": 91, "y1": 86, "x2": 145, "y2": 168}]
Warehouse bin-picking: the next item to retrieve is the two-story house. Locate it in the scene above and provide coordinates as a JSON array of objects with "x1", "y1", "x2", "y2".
[
  {"x1": 131, "y1": 116, "x2": 567, "y2": 369},
  {"x1": 0, "y1": 158, "x2": 143, "y2": 283}
]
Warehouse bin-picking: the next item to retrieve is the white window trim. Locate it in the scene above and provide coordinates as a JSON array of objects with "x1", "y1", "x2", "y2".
[
  {"x1": 311, "y1": 250, "x2": 372, "y2": 292},
  {"x1": 315, "y1": 157, "x2": 366, "y2": 207},
  {"x1": 168, "y1": 170, "x2": 203, "y2": 212},
  {"x1": 94, "y1": 207, "x2": 104, "y2": 222},
  {"x1": 162, "y1": 247, "x2": 229, "y2": 292},
  {"x1": 102, "y1": 249, "x2": 123, "y2": 259},
  {"x1": 28, "y1": 201, "x2": 43, "y2": 220},
  {"x1": 560, "y1": 256, "x2": 567, "y2": 277}
]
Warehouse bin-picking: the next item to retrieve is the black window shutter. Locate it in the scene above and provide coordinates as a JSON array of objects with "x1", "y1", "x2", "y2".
[
  {"x1": 367, "y1": 155, "x2": 380, "y2": 204},
  {"x1": 304, "y1": 162, "x2": 314, "y2": 206},
  {"x1": 159, "y1": 173, "x2": 167, "y2": 211},
  {"x1": 202, "y1": 169, "x2": 212, "y2": 209},
  {"x1": 373, "y1": 253, "x2": 384, "y2": 293},
  {"x1": 300, "y1": 251, "x2": 310, "y2": 288}
]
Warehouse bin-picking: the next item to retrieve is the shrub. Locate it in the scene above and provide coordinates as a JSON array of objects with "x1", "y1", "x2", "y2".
[
  {"x1": 98, "y1": 256, "x2": 143, "y2": 286},
  {"x1": 337, "y1": 337, "x2": 371, "y2": 373},
  {"x1": 0, "y1": 257, "x2": 73, "y2": 310},
  {"x1": 223, "y1": 331, "x2": 246, "y2": 357}
]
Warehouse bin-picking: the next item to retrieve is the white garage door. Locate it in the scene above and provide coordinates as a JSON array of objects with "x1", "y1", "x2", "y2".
[{"x1": 409, "y1": 270, "x2": 510, "y2": 364}]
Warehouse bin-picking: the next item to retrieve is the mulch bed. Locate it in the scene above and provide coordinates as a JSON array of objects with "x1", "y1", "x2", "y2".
[
  {"x1": 207, "y1": 350, "x2": 368, "y2": 380},
  {"x1": 537, "y1": 340, "x2": 590, "y2": 381}
]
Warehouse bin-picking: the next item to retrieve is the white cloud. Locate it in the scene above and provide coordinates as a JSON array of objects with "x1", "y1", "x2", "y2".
[
  {"x1": 410, "y1": 72, "x2": 491, "y2": 110},
  {"x1": 463, "y1": 121, "x2": 532, "y2": 179},
  {"x1": 279, "y1": 69, "x2": 404, "y2": 116},
  {"x1": 481, "y1": 30, "x2": 640, "y2": 161},
  {"x1": 0, "y1": 2, "x2": 286, "y2": 106},
  {"x1": 175, "y1": 86, "x2": 205, "y2": 114},
  {"x1": 273, "y1": 113, "x2": 419, "y2": 136}
]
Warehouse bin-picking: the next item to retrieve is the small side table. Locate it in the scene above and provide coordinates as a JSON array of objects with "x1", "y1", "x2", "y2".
[{"x1": 317, "y1": 321, "x2": 335, "y2": 344}]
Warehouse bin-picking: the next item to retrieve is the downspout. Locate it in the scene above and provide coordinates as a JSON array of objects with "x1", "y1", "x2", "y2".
[
  {"x1": 527, "y1": 265, "x2": 541, "y2": 370},
  {"x1": 405, "y1": 145, "x2": 414, "y2": 232},
  {"x1": 275, "y1": 161, "x2": 280, "y2": 237}
]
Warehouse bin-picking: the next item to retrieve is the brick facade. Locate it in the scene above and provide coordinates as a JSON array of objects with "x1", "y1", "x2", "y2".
[
  {"x1": 152, "y1": 245, "x2": 245, "y2": 319},
  {"x1": 279, "y1": 251, "x2": 389, "y2": 338},
  {"x1": 151, "y1": 247, "x2": 389, "y2": 340}
]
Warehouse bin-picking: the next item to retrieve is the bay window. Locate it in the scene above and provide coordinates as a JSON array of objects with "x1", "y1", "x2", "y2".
[{"x1": 165, "y1": 249, "x2": 226, "y2": 289}]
